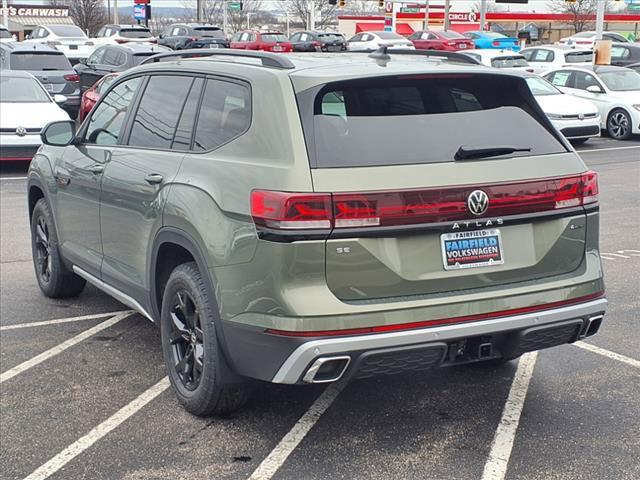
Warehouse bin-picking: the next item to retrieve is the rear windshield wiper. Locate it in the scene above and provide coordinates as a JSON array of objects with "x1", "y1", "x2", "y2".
[
  {"x1": 42, "y1": 68, "x2": 61, "y2": 71},
  {"x1": 455, "y1": 145, "x2": 532, "y2": 161}
]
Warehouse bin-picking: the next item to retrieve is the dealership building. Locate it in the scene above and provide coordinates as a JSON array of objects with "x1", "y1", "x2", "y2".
[{"x1": 1, "y1": 4, "x2": 75, "y2": 40}]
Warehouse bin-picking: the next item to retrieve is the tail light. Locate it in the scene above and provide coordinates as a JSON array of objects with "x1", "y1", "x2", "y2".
[
  {"x1": 115, "y1": 38, "x2": 129, "y2": 44},
  {"x1": 150, "y1": 38, "x2": 158, "y2": 44},
  {"x1": 251, "y1": 173, "x2": 598, "y2": 232},
  {"x1": 492, "y1": 41, "x2": 500, "y2": 46},
  {"x1": 313, "y1": 41, "x2": 322, "y2": 51},
  {"x1": 64, "y1": 74, "x2": 80, "y2": 82}
]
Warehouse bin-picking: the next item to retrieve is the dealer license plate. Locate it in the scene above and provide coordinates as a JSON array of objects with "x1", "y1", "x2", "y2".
[
  {"x1": 69, "y1": 44, "x2": 78, "y2": 50},
  {"x1": 272, "y1": 45, "x2": 283, "y2": 52},
  {"x1": 43, "y1": 84, "x2": 53, "y2": 92},
  {"x1": 441, "y1": 229, "x2": 504, "y2": 270},
  {"x1": 458, "y1": 44, "x2": 467, "y2": 49}
]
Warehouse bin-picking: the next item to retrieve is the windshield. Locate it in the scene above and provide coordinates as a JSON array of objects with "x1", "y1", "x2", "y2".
[
  {"x1": 48, "y1": 25, "x2": 86, "y2": 38},
  {"x1": 0, "y1": 29, "x2": 11, "y2": 39},
  {"x1": 565, "y1": 51, "x2": 593, "y2": 63},
  {"x1": 301, "y1": 74, "x2": 566, "y2": 168},
  {"x1": 491, "y1": 56, "x2": 528, "y2": 68},
  {"x1": 10, "y1": 52, "x2": 72, "y2": 71},
  {"x1": 261, "y1": 34, "x2": 287, "y2": 43},
  {"x1": 599, "y1": 70, "x2": 640, "y2": 91},
  {"x1": 440, "y1": 31, "x2": 464, "y2": 39},
  {"x1": 0, "y1": 76, "x2": 50, "y2": 102},
  {"x1": 132, "y1": 53, "x2": 157, "y2": 65},
  {"x1": 96, "y1": 75, "x2": 117, "y2": 95},
  {"x1": 120, "y1": 28, "x2": 152, "y2": 39},
  {"x1": 318, "y1": 33, "x2": 343, "y2": 41},
  {"x1": 526, "y1": 77, "x2": 560, "y2": 96},
  {"x1": 195, "y1": 27, "x2": 224, "y2": 38},
  {"x1": 375, "y1": 31, "x2": 404, "y2": 40}
]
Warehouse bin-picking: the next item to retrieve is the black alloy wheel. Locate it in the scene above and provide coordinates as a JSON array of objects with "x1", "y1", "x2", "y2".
[{"x1": 168, "y1": 290, "x2": 205, "y2": 391}]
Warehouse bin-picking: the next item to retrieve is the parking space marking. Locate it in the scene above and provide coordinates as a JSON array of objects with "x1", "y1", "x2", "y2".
[
  {"x1": 0, "y1": 310, "x2": 132, "y2": 331},
  {"x1": 481, "y1": 351, "x2": 538, "y2": 480},
  {"x1": 0, "y1": 176, "x2": 27, "y2": 181},
  {"x1": 578, "y1": 145, "x2": 640, "y2": 154},
  {"x1": 574, "y1": 342, "x2": 640, "y2": 369},
  {"x1": 248, "y1": 380, "x2": 347, "y2": 480},
  {"x1": 0, "y1": 311, "x2": 133, "y2": 383},
  {"x1": 23, "y1": 376, "x2": 170, "y2": 480}
]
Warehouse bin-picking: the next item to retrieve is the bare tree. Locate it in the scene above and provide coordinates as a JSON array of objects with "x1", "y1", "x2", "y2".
[
  {"x1": 551, "y1": 0, "x2": 612, "y2": 33},
  {"x1": 51, "y1": 0, "x2": 107, "y2": 36},
  {"x1": 286, "y1": 0, "x2": 337, "y2": 30},
  {"x1": 344, "y1": 1, "x2": 382, "y2": 15},
  {"x1": 181, "y1": 0, "x2": 263, "y2": 33}
]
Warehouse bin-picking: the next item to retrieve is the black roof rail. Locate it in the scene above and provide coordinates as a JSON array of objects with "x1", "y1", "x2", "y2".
[
  {"x1": 140, "y1": 48, "x2": 296, "y2": 69},
  {"x1": 366, "y1": 46, "x2": 482, "y2": 66}
]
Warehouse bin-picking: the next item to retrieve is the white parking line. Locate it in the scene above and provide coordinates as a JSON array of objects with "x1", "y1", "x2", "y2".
[
  {"x1": 574, "y1": 342, "x2": 640, "y2": 369},
  {"x1": 0, "y1": 311, "x2": 133, "y2": 384},
  {"x1": 248, "y1": 380, "x2": 347, "y2": 480},
  {"x1": 0, "y1": 310, "x2": 132, "y2": 331},
  {"x1": 23, "y1": 376, "x2": 170, "y2": 480},
  {"x1": 481, "y1": 351, "x2": 538, "y2": 480},
  {"x1": 578, "y1": 145, "x2": 640, "y2": 154},
  {"x1": 0, "y1": 176, "x2": 27, "y2": 181}
]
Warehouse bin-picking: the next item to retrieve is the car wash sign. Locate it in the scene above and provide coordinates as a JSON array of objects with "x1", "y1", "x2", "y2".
[{"x1": 0, "y1": 4, "x2": 70, "y2": 17}]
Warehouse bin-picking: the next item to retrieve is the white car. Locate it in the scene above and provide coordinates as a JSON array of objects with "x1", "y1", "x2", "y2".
[
  {"x1": 0, "y1": 71, "x2": 70, "y2": 162},
  {"x1": 462, "y1": 49, "x2": 533, "y2": 72},
  {"x1": 525, "y1": 75, "x2": 600, "y2": 144},
  {"x1": 22, "y1": 24, "x2": 94, "y2": 64},
  {"x1": 520, "y1": 45, "x2": 593, "y2": 75},
  {"x1": 93, "y1": 24, "x2": 156, "y2": 46},
  {"x1": 544, "y1": 65, "x2": 640, "y2": 140},
  {"x1": 1, "y1": 24, "x2": 16, "y2": 43},
  {"x1": 347, "y1": 31, "x2": 415, "y2": 51},
  {"x1": 559, "y1": 30, "x2": 629, "y2": 47}
]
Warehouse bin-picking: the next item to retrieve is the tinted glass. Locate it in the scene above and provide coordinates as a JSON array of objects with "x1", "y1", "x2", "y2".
[
  {"x1": 307, "y1": 75, "x2": 567, "y2": 168},
  {"x1": 194, "y1": 27, "x2": 224, "y2": 38},
  {"x1": 0, "y1": 76, "x2": 50, "y2": 102},
  {"x1": 599, "y1": 69, "x2": 640, "y2": 91},
  {"x1": 261, "y1": 34, "x2": 287, "y2": 42},
  {"x1": 526, "y1": 76, "x2": 560, "y2": 96},
  {"x1": 87, "y1": 47, "x2": 106, "y2": 65},
  {"x1": 565, "y1": 51, "x2": 593, "y2": 63},
  {"x1": 48, "y1": 25, "x2": 86, "y2": 37},
  {"x1": 491, "y1": 56, "x2": 528, "y2": 68},
  {"x1": 96, "y1": 74, "x2": 117, "y2": 95},
  {"x1": 85, "y1": 77, "x2": 141, "y2": 145},
  {"x1": 10, "y1": 52, "x2": 71, "y2": 70},
  {"x1": 128, "y1": 76, "x2": 193, "y2": 149},
  {"x1": 119, "y1": 28, "x2": 152, "y2": 38},
  {"x1": 131, "y1": 53, "x2": 158, "y2": 65},
  {"x1": 172, "y1": 78, "x2": 203, "y2": 150},
  {"x1": 193, "y1": 79, "x2": 251, "y2": 151},
  {"x1": 103, "y1": 48, "x2": 126, "y2": 66},
  {"x1": 573, "y1": 72, "x2": 601, "y2": 90}
]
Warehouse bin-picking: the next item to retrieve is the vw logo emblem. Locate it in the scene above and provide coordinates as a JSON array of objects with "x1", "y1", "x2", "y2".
[
  {"x1": 467, "y1": 190, "x2": 489, "y2": 216},
  {"x1": 578, "y1": 113, "x2": 585, "y2": 120},
  {"x1": 15, "y1": 126, "x2": 27, "y2": 137}
]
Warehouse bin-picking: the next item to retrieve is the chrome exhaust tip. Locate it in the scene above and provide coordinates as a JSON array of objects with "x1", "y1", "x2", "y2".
[
  {"x1": 302, "y1": 356, "x2": 351, "y2": 384},
  {"x1": 581, "y1": 314, "x2": 604, "y2": 338}
]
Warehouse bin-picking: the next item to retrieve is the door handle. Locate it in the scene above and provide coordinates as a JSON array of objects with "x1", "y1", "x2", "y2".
[
  {"x1": 89, "y1": 164, "x2": 104, "y2": 174},
  {"x1": 144, "y1": 173, "x2": 164, "y2": 185}
]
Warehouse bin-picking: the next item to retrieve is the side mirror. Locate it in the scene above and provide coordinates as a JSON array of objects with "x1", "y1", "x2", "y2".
[
  {"x1": 78, "y1": 57, "x2": 87, "y2": 65},
  {"x1": 41, "y1": 120, "x2": 76, "y2": 147},
  {"x1": 159, "y1": 34, "x2": 164, "y2": 39},
  {"x1": 53, "y1": 94, "x2": 67, "y2": 104},
  {"x1": 586, "y1": 85, "x2": 604, "y2": 94}
]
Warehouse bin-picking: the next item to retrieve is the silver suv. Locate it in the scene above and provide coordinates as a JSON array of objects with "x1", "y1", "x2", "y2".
[{"x1": 29, "y1": 49, "x2": 607, "y2": 416}]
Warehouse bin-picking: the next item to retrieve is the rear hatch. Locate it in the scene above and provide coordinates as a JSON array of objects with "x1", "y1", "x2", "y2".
[
  {"x1": 10, "y1": 52, "x2": 76, "y2": 95},
  {"x1": 292, "y1": 71, "x2": 596, "y2": 302},
  {"x1": 117, "y1": 28, "x2": 154, "y2": 43}
]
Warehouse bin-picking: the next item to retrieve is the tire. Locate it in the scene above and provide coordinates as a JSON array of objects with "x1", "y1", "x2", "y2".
[
  {"x1": 160, "y1": 262, "x2": 249, "y2": 416},
  {"x1": 30, "y1": 198, "x2": 86, "y2": 298},
  {"x1": 607, "y1": 108, "x2": 633, "y2": 140}
]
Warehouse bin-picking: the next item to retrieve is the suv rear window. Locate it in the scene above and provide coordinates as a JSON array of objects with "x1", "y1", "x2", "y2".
[
  {"x1": 195, "y1": 27, "x2": 224, "y2": 38},
  {"x1": 10, "y1": 52, "x2": 71, "y2": 70},
  {"x1": 301, "y1": 74, "x2": 568, "y2": 168},
  {"x1": 565, "y1": 51, "x2": 593, "y2": 63},
  {"x1": 120, "y1": 28, "x2": 152, "y2": 39}
]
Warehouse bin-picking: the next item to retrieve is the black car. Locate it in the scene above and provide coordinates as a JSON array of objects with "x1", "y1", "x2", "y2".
[
  {"x1": 610, "y1": 42, "x2": 640, "y2": 68},
  {"x1": 288, "y1": 31, "x2": 347, "y2": 52},
  {"x1": 0, "y1": 42, "x2": 80, "y2": 115},
  {"x1": 158, "y1": 24, "x2": 229, "y2": 50},
  {"x1": 74, "y1": 43, "x2": 170, "y2": 92}
]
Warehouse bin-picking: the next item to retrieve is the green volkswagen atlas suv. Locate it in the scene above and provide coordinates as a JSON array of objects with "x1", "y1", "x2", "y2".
[{"x1": 28, "y1": 49, "x2": 607, "y2": 416}]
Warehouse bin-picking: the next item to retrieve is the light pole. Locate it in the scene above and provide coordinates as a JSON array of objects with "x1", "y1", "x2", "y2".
[
  {"x1": 114, "y1": 0, "x2": 119, "y2": 24},
  {"x1": 479, "y1": 0, "x2": 486, "y2": 31},
  {"x1": 443, "y1": 0, "x2": 450, "y2": 32},
  {"x1": 423, "y1": 0, "x2": 429, "y2": 31},
  {"x1": 595, "y1": 0, "x2": 605, "y2": 40}
]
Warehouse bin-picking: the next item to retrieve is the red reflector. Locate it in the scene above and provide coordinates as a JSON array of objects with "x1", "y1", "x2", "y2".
[
  {"x1": 115, "y1": 38, "x2": 129, "y2": 44},
  {"x1": 64, "y1": 74, "x2": 80, "y2": 82},
  {"x1": 265, "y1": 291, "x2": 605, "y2": 337}
]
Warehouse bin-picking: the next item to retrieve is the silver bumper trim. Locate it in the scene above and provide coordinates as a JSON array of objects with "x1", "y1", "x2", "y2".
[{"x1": 272, "y1": 298, "x2": 607, "y2": 384}]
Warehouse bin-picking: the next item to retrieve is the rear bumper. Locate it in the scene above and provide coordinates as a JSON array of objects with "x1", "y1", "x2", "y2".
[{"x1": 223, "y1": 297, "x2": 606, "y2": 384}]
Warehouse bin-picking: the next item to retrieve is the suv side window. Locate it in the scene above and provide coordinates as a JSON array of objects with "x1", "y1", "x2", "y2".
[
  {"x1": 611, "y1": 46, "x2": 630, "y2": 60},
  {"x1": 127, "y1": 75, "x2": 194, "y2": 149},
  {"x1": 87, "y1": 47, "x2": 106, "y2": 65},
  {"x1": 573, "y1": 71, "x2": 602, "y2": 91},
  {"x1": 103, "y1": 47, "x2": 125, "y2": 66},
  {"x1": 193, "y1": 79, "x2": 251, "y2": 152},
  {"x1": 85, "y1": 77, "x2": 142, "y2": 145},
  {"x1": 533, "y1": 49, "x2": 553, "y2": 62},
  {"x1": 172, "y1": 78, "x2": 204, "y2": 150}
]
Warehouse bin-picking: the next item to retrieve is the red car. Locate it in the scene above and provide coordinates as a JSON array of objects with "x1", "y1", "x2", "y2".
[
  {"x1": 78, "y1": 73, "x2": 119, "y2": 122},
  {"x1": 230, "y1": 31, "x2": 293, "y2": 52},
  {"x1": 408, "y1": 30, "x2": 475, "y2": 51}
]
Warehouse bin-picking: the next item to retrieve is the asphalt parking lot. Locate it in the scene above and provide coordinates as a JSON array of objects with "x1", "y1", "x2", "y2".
[{"x1": 1, "y1": 137, "x2": 639, "y2": 480}]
